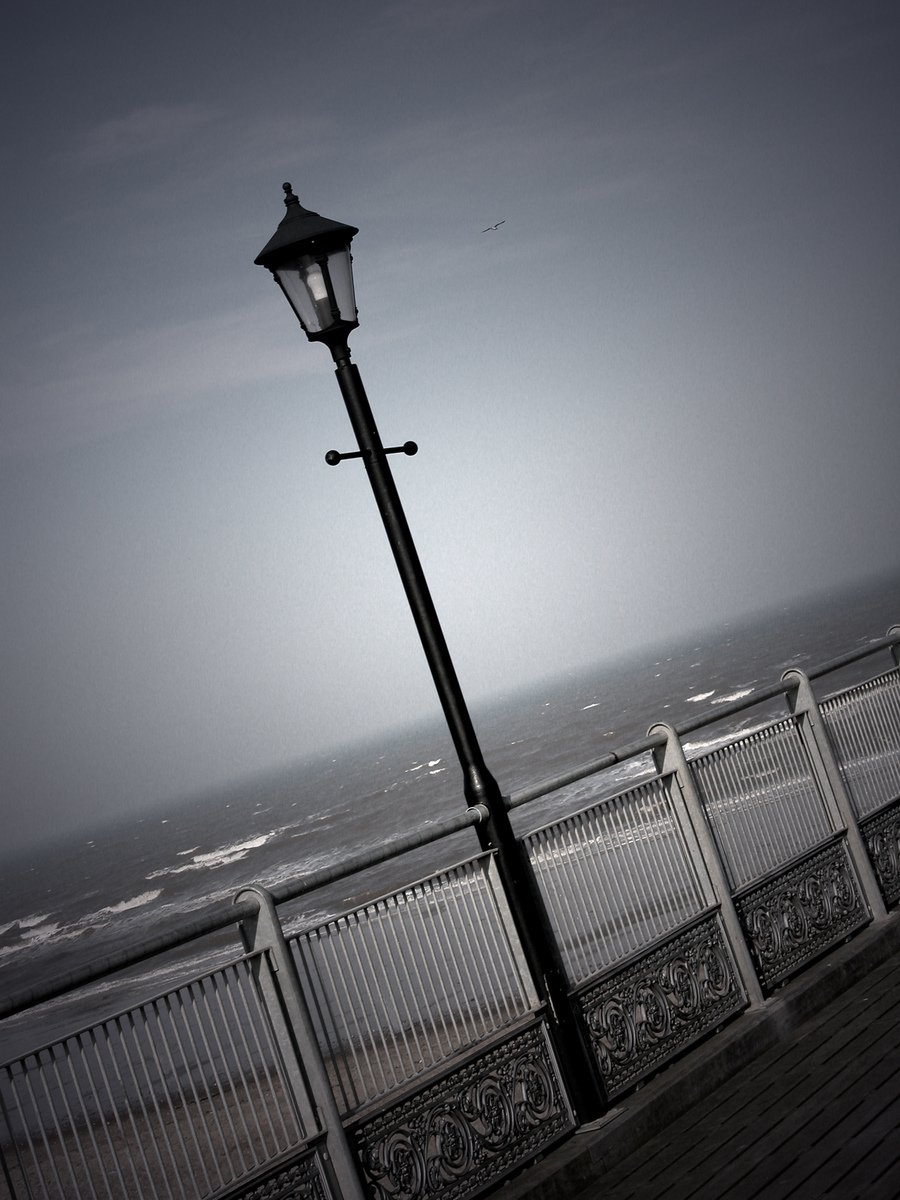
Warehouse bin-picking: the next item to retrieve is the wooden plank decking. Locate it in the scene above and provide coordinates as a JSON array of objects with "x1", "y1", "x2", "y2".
[{"x1": 572, "y1": 952, "x2": 900, "y2": 1199}]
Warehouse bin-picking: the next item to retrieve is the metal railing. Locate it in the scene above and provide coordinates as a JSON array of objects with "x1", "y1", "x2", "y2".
[
  {"x1": 523, "y1": 776, "x2": 705, "y2": 986},
  {"x1": 0, "y1": 955, "x2": 312, "y2": 1200},
  {"x1": 2, "y1": 625, "x2": 899, "y2": 1200},
  {"x1": 820, "y1": 668, "x2": 900, "y2": 820},
  {"x1": 690, "y1": 718, "x2": 831, "y2": 891},
  {"x1": 291, "y1": 854, "x2": 537, "y2": 1116}
]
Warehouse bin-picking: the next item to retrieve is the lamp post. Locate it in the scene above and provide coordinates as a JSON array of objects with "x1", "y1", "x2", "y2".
[{"x1": 255, "y1": 184, "x2": 601, "y2": 1116}]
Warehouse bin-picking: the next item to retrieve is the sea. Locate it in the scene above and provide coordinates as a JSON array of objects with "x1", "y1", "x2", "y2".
[{"x1": 1, "y1": 574, "x2": 898, "y2": 1063}]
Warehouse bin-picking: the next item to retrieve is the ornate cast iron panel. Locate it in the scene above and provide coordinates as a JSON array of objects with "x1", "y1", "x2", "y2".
[
  {"x1": 352, "y1": 1022, "x2": 573, "y2": 1200},
  {"x1": 734, "y1": 837, "x2": 869, "y2": 990},
  {"x1": 577, "y1": 911, "x2": 745, "y2": 1099},
  {"x1": 231, "y1": 1149, "x2": 332, "y2": 1200},
  {"x1": 861, "y1": 797, "x2": 900, "y2": 908}
]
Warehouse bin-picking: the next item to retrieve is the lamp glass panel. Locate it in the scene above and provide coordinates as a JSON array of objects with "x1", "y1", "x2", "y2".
[
  {"x1": 274, "y1": 248, "x2": 357, "y2": 335},
  {"x1": 324, "y1": 247, "x2": 357, "y2": 324}
]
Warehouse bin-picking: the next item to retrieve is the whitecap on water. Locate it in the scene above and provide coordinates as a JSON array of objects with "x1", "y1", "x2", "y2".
[
  {"x1": 17, "y1": 922, "x2": 62, "y2": 946},
  {"x1": 18, "y1": 913, "x2": 52, "y2": 930},
  {"x1": 711, "y1": 688, "x2": 755, "y2": 705},
  {"x1": 407, "y1": 758, "x2": 443, "y2": 774},
  {"x1": 682, "y1": 722, "x2": 768, "y2": 758},
  {"x1": 145, "y1": 834, "x2": 273, "y2": 878},
  {"x1": 98, "y1": 890, "x2": 163, "y2": 916}
]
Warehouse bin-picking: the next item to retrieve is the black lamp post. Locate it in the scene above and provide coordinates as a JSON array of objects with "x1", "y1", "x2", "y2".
[
  {"x1": 255, "y1": 184, "x2": 601, "y2": 1116},
  {"x1": 254, "y1": 182, "x2": 507, "y2": 832}
]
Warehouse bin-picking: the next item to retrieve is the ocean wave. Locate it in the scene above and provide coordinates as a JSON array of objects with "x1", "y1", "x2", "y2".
[
  {"x1": 407, "y1": 759, "x2": 443, "y2": 773},
  {"x1": 682, "y1": 721, "x2": 768, "y2": 758},
  {"x1": 261, "y1": 845, "x2": 353, "y2": 889},
  {"x1": 711, "y1": 688, "x2": 755, "y2": 705},
  {"x1": 18, "y1": 913, "x2": 52, "y2": 929},
  {"x1": 145, "y1": 834, "x2": 274, "y2": 879},
  {"x1": 685, "y1": 691, "x2": 716, "y2": 703},
  {"x1": 0, "y1": 915, "x2": 64, "y2": 950},
  {"x1": 98, "y1": 890, "x2": 163, "y2": 915},
  {"x1": 13, "y1": 922, "x2": 66, "y2": 947},
  {"x1": 616, "y1": 758, "x2": 656, "y2": 781},
  {"x1": 2, "y1": 889, "x2": 169, "y2": 960}
]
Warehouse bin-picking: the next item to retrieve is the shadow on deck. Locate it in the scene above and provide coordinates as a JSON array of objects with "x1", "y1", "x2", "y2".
[{"x1": 503, "y1": 908, "x2": 900, "y2": 1200}]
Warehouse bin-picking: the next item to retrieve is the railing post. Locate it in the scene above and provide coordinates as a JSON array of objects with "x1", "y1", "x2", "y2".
[
  {"x1": 235, "y1": 884, "x2": 366, "y2": 1200},
  {"x1": 889, "y1": 624, "x2": 900, "y2": 669},
  {"x1": 781, "y1": 668, "x2": 888, "y2": 920},
  {"x1": 648, "y1": 722, "x2": 764, "y2": 1006}
]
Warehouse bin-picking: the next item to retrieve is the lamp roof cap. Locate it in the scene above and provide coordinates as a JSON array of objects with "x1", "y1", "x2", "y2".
[{"x1": 254, "y1": 183, "x2": 359, "y2": 269}]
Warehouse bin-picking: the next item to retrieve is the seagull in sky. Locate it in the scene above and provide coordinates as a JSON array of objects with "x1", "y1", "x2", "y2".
[{"x1": 481, "y1": 219, "x2": 506, "y2": 232}]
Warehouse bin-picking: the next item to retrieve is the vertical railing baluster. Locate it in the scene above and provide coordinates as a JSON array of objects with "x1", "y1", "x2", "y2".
[
  {"x1": 150, "y1": 997, "x2": 213, "y2": 1196},
  {"x1": 210, "y1": 967, "x2": 268, "y2": 1165},
  {"x1": 49, "y1": 1043, "x2": 102, "y2": 1200},
  {"x1": 294, "y1": 932, "x2": 355, "y2": 1113},
  {"x1": 223, "y1": 962, "x2": 284, "y2": 1154},
  {"x1": 0, "y1": 1068, "x2": 27, "y2": 1200},
  {"x1": 190, "y1": 979, "x2": 250, "y2": 1180},
  {"x1": 116, "y1": 1012, "x2": 174, "y2": 1200},
  {"x1": 377, "y1": 898, "x2": 422, "y2": 1079},
  {"x1": 466, "y1": 866, "x2": 509, "y2": 1025},
  {"x1": 343, "y1": 909, "x2": 399, "y2": 1092},
  {"x1": 441, "y1": 871, "x2": 488, "y2": 1036},
  {"x1": 33, "y1": 1050, "x2": 76, "y2": 1200},
  {"x1": 383, "y1": 894, "x2": 438, "y2": 1068},
  {"x1": 166, "y1": 989, "x2": 226, "y2": 1192}
]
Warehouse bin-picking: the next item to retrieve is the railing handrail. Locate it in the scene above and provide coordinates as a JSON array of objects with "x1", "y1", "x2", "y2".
[
  {"x1": 806, "y1": 630, "x2": 899, "y2": 682},
  {"x1": 508, "y1": 632, "x2": 900, "y2": 809},
  {"x1": 0, "y1": 805, "x2": 486, "y2": 1021},
  {"x1": 3, "y1": 629, "x2": 897, "y2": 1024},
  {"x1": 506, "y1": 730, "x2": 666, "y2": 809}
]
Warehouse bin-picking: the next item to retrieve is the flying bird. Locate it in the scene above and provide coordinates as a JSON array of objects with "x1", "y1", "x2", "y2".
[{"x1": 481, "y1": 220, "x2": 506, "y2": 232}]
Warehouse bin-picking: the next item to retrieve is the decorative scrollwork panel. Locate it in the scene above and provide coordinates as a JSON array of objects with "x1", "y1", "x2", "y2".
[
  {"x1": 353, "y1": 1022, "x2": 573, "y2": 1200},
  {"x1": 578, "y1": 912, "x2": 745, "y2": 1099},
  {"x1": 231, "y1": 1150, "x2": 332, "y2": 1200},
  {"x1": 861, "y1": 798, "x2": 900, "y2": 908},
  {"x1": 734, "y1": 838, "x2": 869, "y2": 989}
]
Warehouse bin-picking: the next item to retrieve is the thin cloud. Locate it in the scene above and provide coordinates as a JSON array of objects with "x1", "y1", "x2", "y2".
[
  {"x1": 63, "y1": 107, "x2": 341, "y2": 209},
  {"x1": 0, "y1": 304, "x2": 325, "y2": 459},
  {"x1": 69, "y1": 103, "x2": 220, "y2": 167}
]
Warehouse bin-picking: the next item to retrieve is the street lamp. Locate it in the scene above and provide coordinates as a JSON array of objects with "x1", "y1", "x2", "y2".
[
  {"x1": 254, "y1": 182, "x2": 505, "y2": 824},
  {"x1": 255, "y1": 184, "x2": 601, "y2": 1115}
]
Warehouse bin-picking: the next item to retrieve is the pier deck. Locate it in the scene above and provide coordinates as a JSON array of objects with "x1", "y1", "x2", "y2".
[{"x1": 504, "y1": 910, "x2": 900, "y2": 1200}]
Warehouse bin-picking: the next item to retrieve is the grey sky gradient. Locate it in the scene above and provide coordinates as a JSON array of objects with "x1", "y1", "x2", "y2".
[{"x1": 2, "y1": 1, "x2": 899, "y2": 853}]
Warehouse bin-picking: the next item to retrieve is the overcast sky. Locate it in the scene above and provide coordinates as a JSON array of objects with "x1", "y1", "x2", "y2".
[{"x1": 2, "y1": 0, "x2": 899, "y2": 853}]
